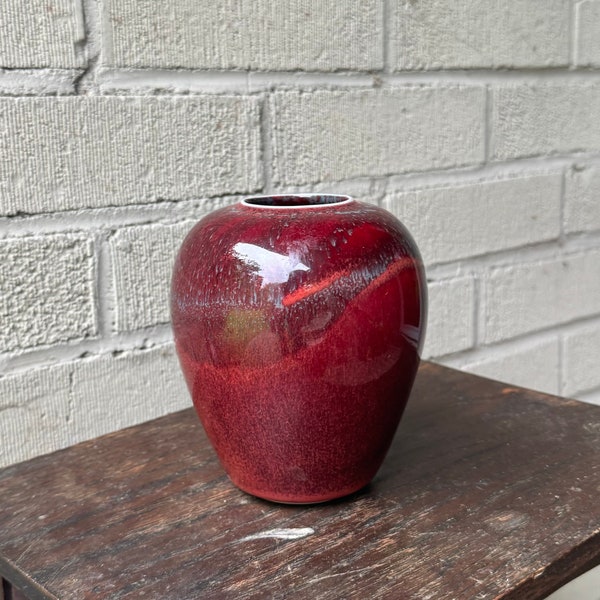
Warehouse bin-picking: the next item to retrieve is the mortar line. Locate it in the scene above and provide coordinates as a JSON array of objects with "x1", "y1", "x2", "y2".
[
  {"x1": 100, "y1": 0, "x2": 114, "y2": 67},
  {"x1": 374, "y1": 176, "x2": 389, "y2": 207},
  {"x1": 382, "y1": 0, "x2": 392, "y2": 74},
  {"x1": 0, "y1": 196, "x2": 239, "y2": 238},
  {"x1": 570, "y1": 0, "x2": 579, "y2": 67},
  {"x1": 259, "y1": 93, "x2": 274, "y2": 193},
  {"x1": 94, "y1": 67, "x2": 600, "y2": 94},
  {"x1": 5, "y1": 65, "x2": 600, "y2": 98},
  {"x1": 66, "y1": 368, "x2": 75, "y2": 424},
  {"x1": 6, "y1": 64, "x2": 600, "y2": 98},
  {"x1": 73, "y1": 0, "x2": 87, "y2": 68},
  {"x1": 472, "y1": 274, "x2": 481, "y2": 352},
  {"x1": 73, "y1": 0, "x2": 102, "y2": 94},
  {"x1": 95, "y1": 231, "x2": 115, "y2": 337},
  {"x1": 0, "y1": 325, "x2": 175, "y2": 377},
  {"x1": 484, "y1": 85, "x2": 493, "y2": 162},
  {"x1": 558, "y1": 329, "x2": 566, "y2": 396},
  {"x1": 559, "y1": 165, "x2": 568, "y2": 247}
]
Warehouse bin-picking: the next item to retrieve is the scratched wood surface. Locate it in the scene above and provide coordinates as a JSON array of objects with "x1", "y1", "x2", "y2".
[{"x1": 1, "y1": 363, "x2": 599, "y2": 600}]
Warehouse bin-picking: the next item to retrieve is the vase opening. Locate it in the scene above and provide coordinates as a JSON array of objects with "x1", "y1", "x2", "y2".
[{"x1": 241, "y1": 194, "x2": 353, "y2": 209}]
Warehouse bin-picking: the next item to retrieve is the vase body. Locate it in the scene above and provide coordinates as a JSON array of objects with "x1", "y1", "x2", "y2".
[{"x1": 171, "y1": 194, "x2": 427, "y2": 503}]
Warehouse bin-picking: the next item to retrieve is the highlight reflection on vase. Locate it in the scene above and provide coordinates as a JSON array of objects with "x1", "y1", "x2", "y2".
[{"x1": 171, "y1": 194, "x2": 427, "y2": 503}]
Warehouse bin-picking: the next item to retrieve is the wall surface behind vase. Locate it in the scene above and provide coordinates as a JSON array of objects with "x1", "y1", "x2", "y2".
[{"x1": 1, "y1": 0, "x2": 600, "y2": 467}]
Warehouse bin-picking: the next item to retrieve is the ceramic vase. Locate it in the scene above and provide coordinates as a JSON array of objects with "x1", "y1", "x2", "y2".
[{"x1": 170, "y1": 194, "x2": 427, "y2": 503}]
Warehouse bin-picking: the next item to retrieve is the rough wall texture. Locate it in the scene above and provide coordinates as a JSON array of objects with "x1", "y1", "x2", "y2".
[{"x1": 1, "y1": 0, "x2": 600, "y2": 467}]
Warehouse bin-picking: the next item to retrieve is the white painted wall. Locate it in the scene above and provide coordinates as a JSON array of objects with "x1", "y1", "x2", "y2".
[{"x1": 1, "y1": 0, "x2": 600, "y2": 468}]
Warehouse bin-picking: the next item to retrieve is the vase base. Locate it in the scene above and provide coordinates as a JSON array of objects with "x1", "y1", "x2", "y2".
[{"x1": 230, "y1": 478, "x2": 371, "y2": 505}]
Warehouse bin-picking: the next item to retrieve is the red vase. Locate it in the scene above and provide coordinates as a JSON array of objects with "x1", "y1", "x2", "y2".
[{"x1": 171, "y1": 194, "x2": 427, "y2": 503}]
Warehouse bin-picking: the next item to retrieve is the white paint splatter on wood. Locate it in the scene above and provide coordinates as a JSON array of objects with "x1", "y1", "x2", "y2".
[{"x1": 239, "y1": 527, "x2": 315, "y2": 542}]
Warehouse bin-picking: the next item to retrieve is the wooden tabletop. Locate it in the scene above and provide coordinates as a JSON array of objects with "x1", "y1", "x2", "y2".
[{"x1": 1, "y1": 362, "x2": 599, "y2": 600}]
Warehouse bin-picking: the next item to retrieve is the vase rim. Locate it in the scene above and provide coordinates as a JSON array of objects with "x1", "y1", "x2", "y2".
[{"x1": 240, "y1": 194, "x2": 354, "y2": 209}]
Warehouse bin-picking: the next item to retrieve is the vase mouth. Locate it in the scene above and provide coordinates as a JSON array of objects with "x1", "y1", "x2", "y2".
[{"x1": 241, "y1": 194, "x2": 354, "y2": 209}]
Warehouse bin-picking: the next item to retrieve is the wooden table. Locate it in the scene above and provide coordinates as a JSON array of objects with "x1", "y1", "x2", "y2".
[{"x1": 1, "y1": 363, "x2": 599, "y2": 599}]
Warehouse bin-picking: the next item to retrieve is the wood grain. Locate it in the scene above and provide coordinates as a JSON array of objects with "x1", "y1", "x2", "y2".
[{"x1": 1, "y1": 363, "x2": 599, "y2": 599}]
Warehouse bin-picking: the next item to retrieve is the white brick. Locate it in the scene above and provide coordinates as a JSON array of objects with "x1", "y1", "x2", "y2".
[
  {"x1": 576, "y1": 389, "x2": 600, "y2": 406},
  {"x1": 271, "y1": 88, "x2": 485, "y2": 186},
  {"x1": 391, "y1": 0, "x2": 568, "y2": 70},
  {"x1": 491, "y1": 85, "x2": 600, "y2": 160},
  {"x1": 575, "y1": 0, "x2": 600, "y2": 67},
  {"x1": 384, "y1": 174, "x2": 561, "y2": 266},
  {"x1": 0, "y1": 364, "x2": 71, "y2": 467},
  {"x1": 564, "y1": 163, "x2": 600, "y2": 234},
  {"x1": 0, "y1": 96, "x2": 261, "y2": 216},
  {"x1": 0, "y1": 235, "x2": 96, "y2": 351},
  {"x1": 110, "y1": 222, "x2": 194, "y2": 331},
  {"x1": 69, "y1": 344, "x2": 190, "y2": 440},
  {"x1": 105, "y1": 0, "x2": 382, "y2": 71},
  {"x1": 422, "y1": 276, "x2": 475, "y2": 359},
  {"x1": 462, "y1": 338, "x2": 560, "y2": 396},
  {"x1": 0, "y1": 345, "x2": 190, "y2": 467},
  {"x1": 0, "y1": 0, "x2": 83, "y2": 68},
  {"x1": 482, "y1": 251, "x2": 600, "y2": 344},
  {"x1": 563, "y1": 323, "x2": 600, "y2": 397}
]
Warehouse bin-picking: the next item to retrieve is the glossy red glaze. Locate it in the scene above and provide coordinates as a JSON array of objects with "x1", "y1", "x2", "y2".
[{"x1": 171, "y1": 195, "x2": 427, "y2": 503}]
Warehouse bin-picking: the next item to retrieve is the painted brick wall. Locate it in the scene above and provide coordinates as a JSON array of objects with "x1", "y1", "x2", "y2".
[{"x1": 1, "y1": 0, "x2": 600, "y2": 468}]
